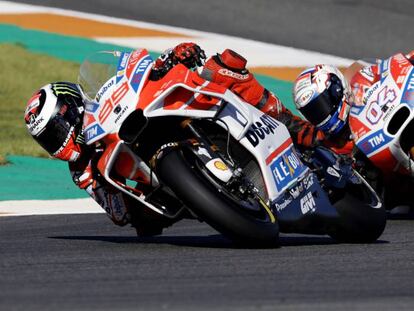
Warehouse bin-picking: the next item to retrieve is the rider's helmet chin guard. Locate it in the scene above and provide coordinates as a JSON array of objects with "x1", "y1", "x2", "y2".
[
  {"x1": 293, "y1": 65, "x2": 352, "y2": 137},
  {"x1": 24, "y1": 82, "x2": 86, "y2": 162}
]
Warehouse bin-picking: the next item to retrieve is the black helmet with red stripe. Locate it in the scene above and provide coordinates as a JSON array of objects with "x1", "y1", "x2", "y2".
[{"x1": 24, "y1": 82, "x2": 85, "y2": 161}]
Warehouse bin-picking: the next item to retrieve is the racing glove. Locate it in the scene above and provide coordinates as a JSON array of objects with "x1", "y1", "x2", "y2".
[
  {"x1": 151, "y1": 42, "x2": 206, "y2": 80},
  {"x1": 172, "y1": 42, "x2": 206, "y2": 68},
  {"x1": 71, "y1": 161, "x2": 94, "y2": 189}
]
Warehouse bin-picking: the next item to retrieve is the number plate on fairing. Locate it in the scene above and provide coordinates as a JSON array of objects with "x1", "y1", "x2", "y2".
[{"x1": 83, "y1": 50, "x2": 154, "y2": 144}]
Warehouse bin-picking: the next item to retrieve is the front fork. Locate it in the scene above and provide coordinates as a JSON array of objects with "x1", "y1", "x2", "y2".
[
  {"x1": 157, "y1": 120, "x2": 276, "y2": 223},
  {"x1": 180, "y1": 119, "x2": 234, "y2": 183}
]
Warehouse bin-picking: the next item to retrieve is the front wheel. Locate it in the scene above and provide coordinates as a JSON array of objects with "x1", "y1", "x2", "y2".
[{"x1": 156, "y1": 149, "x2": 279, "y2": 246}]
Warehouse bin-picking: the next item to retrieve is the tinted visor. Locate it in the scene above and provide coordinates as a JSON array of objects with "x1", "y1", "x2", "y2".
[
  {"x1": 300, "y1": 79, "x2": 344, "y2": 126},
  {"x1": 33, "y1": 99, "x2": 81, "y2": 155},
  {"x1": 34, "y1": 114, "x2": 74, "y2": 154}
]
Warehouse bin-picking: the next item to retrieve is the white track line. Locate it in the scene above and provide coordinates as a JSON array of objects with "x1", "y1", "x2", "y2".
[{"x1": 0, "y1": 198, "x2": 104, "y2": 216}]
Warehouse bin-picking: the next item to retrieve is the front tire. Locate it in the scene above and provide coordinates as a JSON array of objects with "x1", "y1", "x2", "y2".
[{"x1": 156, "y1": 149, "x2": 279, "y2": 246}]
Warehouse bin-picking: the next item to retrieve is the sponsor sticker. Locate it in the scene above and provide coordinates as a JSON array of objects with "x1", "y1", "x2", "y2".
[
  {"x1": 360, "y1": 66, "x2": 375, "y2": 82},
  {"x1": 116, "y1": 52, "x2": 130, "y2": 83},
  {"x1": 85, "y1": 101, "x2": 100, "y2": 113},
  {"x1": 300, "y1": 191, "x2": 316, "y2": 214},
  {"x1": 274, "y1": 196, "x2": 292, "y2": 212},
  {"x1": 327, "y1": 167, "x2": 340, "y2": 178},
  {"x1": 350, "y1": 105, "x2": 364, "y2": 116},
  {"x1": 114, "y1": 106, "x2": 128, "y2": 124},
  {"x1": 402, "y1": 69, "x2": 414, "y2": 105},
  {"x1": 294, "y1": 73, "x2": 312, "y2": 93},
  {"x1": 218, "y1": 68, "x2": 249, "y2": 80},
  {"x1": 214, "y1": 160, "x2": 228, "y2": 171},
  {"x1": 25, "y1": 93, "x2": 41, "y2": 115},
  {"x1": 85, "y1": 123, "x2": 105, "y2": 142},
  {"x1": 363, "y1": 82, "x2": 379, "y2": 105},
  {"x1": 130, "y1": 55, "x2": 153, "y2": 93},
  {"x1": 357, "y1": 129, "x2": 392, "y2": 155},
  {"x1": 297, "y1": 89, "x2": 315, "y2": 107},
  {"x1": 270, "y1": 147, "x2": 306, "y2": 191},
  {"x1": 28, "y1": 116, "x2": 44, "y2": 133},
  {"x1": 245, "y1": 114, "x2": 279, "y2": 147},
  {"x1": 96, "y1": 79, "x2": 114, "y2": 102}
]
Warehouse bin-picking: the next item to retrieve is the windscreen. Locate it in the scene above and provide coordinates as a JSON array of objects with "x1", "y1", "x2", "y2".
[{"x1": 78, "y1": 51, "x2": 121, "y2": 101}]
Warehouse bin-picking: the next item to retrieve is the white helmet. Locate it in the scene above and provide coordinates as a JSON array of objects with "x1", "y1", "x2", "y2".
[
  {"x1": 293, "y1": 65, "x2": 352, "y2": 136},
  {"x1": 24, "y1": 82, "x2": 85, "y2": 161}
]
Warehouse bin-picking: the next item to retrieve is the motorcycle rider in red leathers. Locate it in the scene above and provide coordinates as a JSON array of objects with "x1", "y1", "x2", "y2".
[
  {"x1": 25, "y1": 43, "x2": 323, "y2": 235},
  {"x1": 292, "y1": 50, "x2": 414, "y2": 210}
]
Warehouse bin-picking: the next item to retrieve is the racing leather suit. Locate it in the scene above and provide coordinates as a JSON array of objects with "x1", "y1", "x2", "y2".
[
  {"x1": 198, "y1": 49, "x2": 324, "y2": 148},
  {"x1": 153, "y1": 43, "x2": 324, "y2": 148}
]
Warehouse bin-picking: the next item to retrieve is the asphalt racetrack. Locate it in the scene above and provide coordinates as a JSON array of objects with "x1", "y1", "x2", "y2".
[
  {"x1": 3, "y1": 0, "x2": 414, "y2": 310},
  {"x1": 2, "y1": 214, "x2": 414, "y2": 310}
]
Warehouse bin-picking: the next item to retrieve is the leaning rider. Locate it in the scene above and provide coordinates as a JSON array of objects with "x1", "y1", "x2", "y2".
[
  {"x1": 291, "y1": 51, "x2": 414, "y2": 210},
  {"x1": 24, "y1": 42, "x2": 323, "y2": 235}
]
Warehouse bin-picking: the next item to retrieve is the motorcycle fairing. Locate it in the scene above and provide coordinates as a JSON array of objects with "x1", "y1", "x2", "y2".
[
  {"x1": 83, "y1": 50, "x2": 154, "y2": 145},
  {"x1": 349, "y1": 53, "x2": 414, "y2": 175},
  {"x1": 96, "y1": 140, "x2": 184, "y2": 218},
  {"x1": 138, "y1": 65, "x2": 230, "y2": 117},
  {"x1": 137, "y1": 67, "x2": 312, "y2": 200},
  {"x1": 273, "y1": 172, "x2": 337, "y2": 232}
]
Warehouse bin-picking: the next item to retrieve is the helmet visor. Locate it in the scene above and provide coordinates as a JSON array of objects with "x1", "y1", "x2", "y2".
[
  {"x1": 299, "y1": 82, "x2": 343, "y2": 126},
  {"x1": 34, "y1": 115, "x2": 74, "y2": 155}
]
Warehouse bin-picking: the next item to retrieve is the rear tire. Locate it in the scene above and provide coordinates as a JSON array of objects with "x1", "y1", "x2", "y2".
[
  {"x1": 156, "y1": 149, "x2": 279, "y2": 246},
  {"x1": 328, "y1": 184, "x2": 386, "y2": 243}
]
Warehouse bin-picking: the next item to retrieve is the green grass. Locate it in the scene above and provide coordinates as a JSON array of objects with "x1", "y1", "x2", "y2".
[{"x1": 0, "y1": 43, "x2": 80, "y2": 164}]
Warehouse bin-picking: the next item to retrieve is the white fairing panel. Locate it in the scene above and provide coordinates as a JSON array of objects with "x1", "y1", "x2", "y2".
[{"x1": 225, "y1": 104, "x2": 309, "y2": 201}]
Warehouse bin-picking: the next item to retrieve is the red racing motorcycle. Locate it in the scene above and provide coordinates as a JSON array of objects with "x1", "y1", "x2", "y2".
[{"x1": 78, "y1": 49, "x2": 386, "y2": 245}]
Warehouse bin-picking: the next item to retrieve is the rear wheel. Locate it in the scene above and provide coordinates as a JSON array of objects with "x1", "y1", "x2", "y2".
[
  {"x1": 156, "y1": 148, "x2": 279, "y2": 246},
  {"x1": 328, "y1": 180, "x2": 386, "y2": 243}
]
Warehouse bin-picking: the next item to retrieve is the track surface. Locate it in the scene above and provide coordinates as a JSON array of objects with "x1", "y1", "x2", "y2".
[
  {"x1": 2, "y1": 215, "x2": 414, "y2": 310},
  {"x1": 3, "y1": 0, "x2": 414, "y2": 310},
  {"x1": 8, "y1": 0, "x2": 414, "y2": 58}
]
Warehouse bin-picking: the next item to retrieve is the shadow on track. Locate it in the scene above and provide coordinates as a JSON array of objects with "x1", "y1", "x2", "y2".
[
  {"x1": 48, "y1": 234, "x2": 388, "y2": 248},
  {"x1": 50, "y1": 234, "x2": 237, "y2": 248},
  {"x1": 387, "y1": 214, "x2": 414, "y2": 220}
]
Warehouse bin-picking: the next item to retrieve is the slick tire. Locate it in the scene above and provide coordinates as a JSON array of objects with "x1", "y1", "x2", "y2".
[
  {"x1": 329, "y1": 191, "x2": 387, "y2": 243},
  {"x1": 156, "y1": 149, "x2": 279, "y2": 247}
]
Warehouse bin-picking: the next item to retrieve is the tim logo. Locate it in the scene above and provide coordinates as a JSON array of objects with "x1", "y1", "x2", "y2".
[
  {"x1": 407, "y1": 75, "x2": 414, "y2": 91},
  {"x1": 300, "y1": 192, "x2": 316, "y2": 214},
  {"x1": 130, "y1": 56, "x2": 153, "y2": 92},
  {"x1": 402, "y1": 70, "x2": 414, "y2": 104},
  {"x1": 368, "y1": 133, "x2": 385, "y2": 148},
  {"x1": 85, "y1": 124, "x2": 104, "y2": 142},
  {"x1": 357, "y1": 130, "x2": 392, "y2": 155}
]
